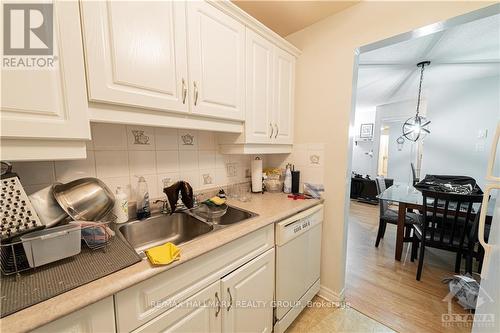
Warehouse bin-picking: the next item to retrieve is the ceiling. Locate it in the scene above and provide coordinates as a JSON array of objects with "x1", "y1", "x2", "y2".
[
  {"x1": 232, "y1": 1, "x2": 359, "y2": 37},
  {"x1": 356, "y1": 13, "x2": 500, "y2": 110}
]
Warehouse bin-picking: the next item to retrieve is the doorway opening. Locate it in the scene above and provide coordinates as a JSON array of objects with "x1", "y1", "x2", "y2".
[{"x1": 344, "y1": 5, "x2": 500, "y2": 332}]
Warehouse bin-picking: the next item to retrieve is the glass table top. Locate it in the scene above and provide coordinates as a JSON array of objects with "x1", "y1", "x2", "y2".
[{"x1": 377, "y1": 182, "x2": 422, "y2": 205}]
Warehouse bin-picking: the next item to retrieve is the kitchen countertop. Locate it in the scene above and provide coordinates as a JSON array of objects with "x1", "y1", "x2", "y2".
[{"x1": 0, "y1": 192, "x2": 322, "y2": 333}]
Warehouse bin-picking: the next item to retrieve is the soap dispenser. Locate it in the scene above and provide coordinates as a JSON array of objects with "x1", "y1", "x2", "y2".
[
  {"x1": 113, "y1": 186, "x2": 129, "y2": 223},
  {"x1": 135, "y1": 176, "x2": 151, "y2": 219}
]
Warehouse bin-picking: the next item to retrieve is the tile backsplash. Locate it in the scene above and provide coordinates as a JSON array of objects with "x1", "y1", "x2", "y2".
[
  {"x1": 13, "y1": 123, "x2": 253, "y2": 201},
  {"x1": 263, "y1": 143, "x2": 326, "y2": 192}
]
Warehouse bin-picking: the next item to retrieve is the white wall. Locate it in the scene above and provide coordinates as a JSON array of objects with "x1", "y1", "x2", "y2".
[
  {"x1": 420, "y1": 75, "x2": 500, "y2": 189},
  {"x1": 374, "y1": 99, "x2": 420, "y2": 182},
  {"x1": 351, "y1": 108, "x2": 375, "y2": 176},
  {"x1": 286, "y1": 1, "x2": 493, "y2": 300},
  {"x1": 386, "y1": 122, "x2": 415, "y2": 183}
]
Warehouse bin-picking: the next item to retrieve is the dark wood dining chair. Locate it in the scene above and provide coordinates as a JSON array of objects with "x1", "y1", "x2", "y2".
[
  {"x1": 411, "y1": 190, "x2": 483, "y2": 281},
  {"x1": 375, "y1": 177, "x2": 421, "y2": 247}
]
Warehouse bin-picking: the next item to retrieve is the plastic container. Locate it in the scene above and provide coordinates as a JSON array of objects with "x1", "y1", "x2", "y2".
[
  {"x1": 113, "y1": 186, "x2": 129, "y2": 224},
  {"x1": 21, "y1": 224, "x2": 81, "y2": 268}
]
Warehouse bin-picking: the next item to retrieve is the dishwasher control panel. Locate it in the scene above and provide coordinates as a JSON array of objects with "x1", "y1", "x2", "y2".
[{"x1": 276, "y1": 204, "x2": 323, "y2": 246}]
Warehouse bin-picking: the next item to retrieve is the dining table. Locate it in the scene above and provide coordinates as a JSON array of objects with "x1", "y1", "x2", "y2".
[{"x1": 377, "y1": 182, "x2": 494, "y2": 261}]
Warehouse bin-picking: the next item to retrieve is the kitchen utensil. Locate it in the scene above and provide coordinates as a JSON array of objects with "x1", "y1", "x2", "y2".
[
  {"x1": 52, "y1": 178, "x2": 115, "y2": 221},
  {"x1": 29, "y1": 185, "x2": 68, "y2": 227},
  {"x1": 1, "y1": 175, "x2": 44, "y2": 241},
  {"x1": 21, "y1": 224, "x2": 81, "y2": 268},
  {"x1": 287, "y1": 194, "x2": 312, "y2": 200}
]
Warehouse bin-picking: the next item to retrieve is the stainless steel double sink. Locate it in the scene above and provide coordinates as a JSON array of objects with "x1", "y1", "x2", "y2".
[{"x1": 117, "y1": 206, "x2": 257, "y2": 257}]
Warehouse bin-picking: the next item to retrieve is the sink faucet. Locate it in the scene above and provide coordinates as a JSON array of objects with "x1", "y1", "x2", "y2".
[{"x1": 154, "y1": 199, "x2": 171, "y2": 215}]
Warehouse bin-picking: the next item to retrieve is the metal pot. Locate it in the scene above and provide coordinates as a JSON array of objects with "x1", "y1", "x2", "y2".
[{"x1": 52, "y1": 178, "x2": 115, "y2": 221}]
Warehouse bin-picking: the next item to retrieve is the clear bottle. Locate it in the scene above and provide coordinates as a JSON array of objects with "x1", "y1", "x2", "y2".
[
  {"x1": 113, "y1": 186, "x2": 129, "y2": 223},
  {"x1": 135, "y1": 176, "x2": 151, "y2": 219},
  {"x1": 283, "y1": 164, "x2": 292, "y2": 194}
]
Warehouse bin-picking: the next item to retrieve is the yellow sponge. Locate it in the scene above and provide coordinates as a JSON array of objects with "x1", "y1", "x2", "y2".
[
  {"x1": 208, "y1": 196, "x2": 226, "y2": 206},
  {"x1": 145, "y1": 242, "x2": 181, "y2": 265}
]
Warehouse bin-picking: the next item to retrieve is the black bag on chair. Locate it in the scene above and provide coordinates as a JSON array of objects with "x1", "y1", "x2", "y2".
[{"x1": 414, "y1": 175, "x2": 483, "y2": 195}]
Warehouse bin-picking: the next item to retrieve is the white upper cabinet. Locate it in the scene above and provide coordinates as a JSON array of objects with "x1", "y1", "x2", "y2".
[
  {"x1": 1, "y1": 0, "x2": 89, "y2": 141},
  {"x1": 80, "y1": 1, "x2": 189, "y2": 113},
  {"x1": 273, "y1": 48, "x2": 295, "y2": 144},
  {"x1": 187, "y1": 1, "x2": 245, "y2": 121},
  {"x1": 245, "y1": 30, "x2": 274, "y2": 143},
  {"x1": 231, "y1": 28, "x2": 295, "y2": 149}
]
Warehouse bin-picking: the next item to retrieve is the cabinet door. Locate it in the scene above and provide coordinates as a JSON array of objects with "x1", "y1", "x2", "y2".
[
  {"x1": 33, "y1": 297, "x2": 115, "y2": 333},
  {"x1": 1, "y1": 0, "x2": 89, "y2": 140},
  {"x1": 245, "y1": 29, "x2": 274, "y2": 143},
  {"x1": 273, "y1": 48, "x2": 295, "y2": 144},
  {"x1": 187, "y1": 1, "x2": 245, "y2": 121},
  {"x1": 132, "y1": 281, "x2": 222, "y2": 333},
  {"x1": 80, "y1": 1, "x2": 188, "y2": 113},
  {"x1": 221, "y1": 248, "x2": 274, "y2": 333}
]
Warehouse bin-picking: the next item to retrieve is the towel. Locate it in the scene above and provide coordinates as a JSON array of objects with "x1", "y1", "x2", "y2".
[{"x1": 145, "y1": 242, "x2": 181, "y2": 265}]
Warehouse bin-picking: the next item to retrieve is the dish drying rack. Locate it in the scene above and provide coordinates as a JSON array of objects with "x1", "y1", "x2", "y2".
[{"x1": 0, "y1": 216, "x2": 115, "y2": 276}]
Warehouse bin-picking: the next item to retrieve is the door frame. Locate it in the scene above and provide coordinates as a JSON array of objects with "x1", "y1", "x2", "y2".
[{"x1": 342, "y1": 0, "x2": 500, "y2": 301}]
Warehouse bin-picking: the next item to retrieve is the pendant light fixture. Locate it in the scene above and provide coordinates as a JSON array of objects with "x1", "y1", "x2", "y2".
[
  {"x1": 402, "y1": 61, "x2": 431, "y2": 142},
  {"x1": 396, "y1": 136, "x2": 405, "y2": 151}
]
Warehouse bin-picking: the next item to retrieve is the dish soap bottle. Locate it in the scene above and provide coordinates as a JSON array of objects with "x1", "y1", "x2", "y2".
[
  {"x1": 283, "y1": 164, "x2": 292, "y2": 194},
  {"x1": 113, "y1": 186, "x2": 129, "y2": 223},
  {"x1": 136, "y1": 176, "x2": 151, "y2": 219}
]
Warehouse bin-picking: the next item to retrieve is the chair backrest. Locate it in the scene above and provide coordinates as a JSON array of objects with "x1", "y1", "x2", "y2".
[
  {"x1": 422, "y1": 190, "x2": 483, "y2": 250},
  {"x1": 411, "y1": 163, "x2": 419, "y2": 185},
  {"x1": 375, "y1": 177, "x2": 388, "y2": 215}
]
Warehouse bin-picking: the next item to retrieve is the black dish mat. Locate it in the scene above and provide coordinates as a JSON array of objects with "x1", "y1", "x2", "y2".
[{"x1": 0, "y1": 236, "x2": 141, "y2": 317}]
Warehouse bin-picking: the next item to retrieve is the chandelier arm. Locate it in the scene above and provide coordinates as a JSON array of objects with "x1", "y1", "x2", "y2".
[
  {"x1": 413, "y1": 130, "x2": 421, "y2": 141},
  {"x1": 403, "y1": 130, "x2": 415, "y2": 136}
]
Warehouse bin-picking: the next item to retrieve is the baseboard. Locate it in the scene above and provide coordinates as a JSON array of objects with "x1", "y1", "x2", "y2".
[{"x1": 318, "y1": 285, "x2": 345, "y2": 302}]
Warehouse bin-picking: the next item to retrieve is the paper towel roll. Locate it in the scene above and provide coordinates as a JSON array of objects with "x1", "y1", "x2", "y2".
[{"x1": 251, "y1": 157, "x2": 263, "y2": 192}]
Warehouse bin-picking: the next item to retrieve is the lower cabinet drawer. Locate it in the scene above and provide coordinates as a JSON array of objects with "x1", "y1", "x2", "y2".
[
  {"x1": 33, "y1": 297, "x2": 115, "y2": 333},
  {"x1": 114, "y1": 224, "x2": 274, "y2": 332}
]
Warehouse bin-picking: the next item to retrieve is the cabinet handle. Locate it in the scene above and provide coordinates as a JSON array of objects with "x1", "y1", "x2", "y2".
[
  {"x1": 227, "y1": 288, "x2": 233, "y2": 312},
  {"x1": 274, "y1": 124, "x2": 279, "y2": 139},
  {"x1": 193, "y1": 81, "x2": 199, "y2": 106},
  {"x1": 215, "y1": 292, "x2": 221, "y2": 317},
  {"x1": 269, "y1": 123, "x2": 274, "y2": 139},
  {"x1": 181, "y1": 79, "x2": 187, "y2": 104}
]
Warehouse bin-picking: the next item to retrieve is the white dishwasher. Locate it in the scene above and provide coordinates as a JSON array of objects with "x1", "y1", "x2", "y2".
[{"x1": 274, "y1": 204, "x2": 323, "y2": 333}]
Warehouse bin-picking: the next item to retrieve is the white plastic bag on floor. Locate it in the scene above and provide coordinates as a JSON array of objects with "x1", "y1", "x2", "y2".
[{"x1": 442, "y1": 274, "x2": 480, "y2": 310}]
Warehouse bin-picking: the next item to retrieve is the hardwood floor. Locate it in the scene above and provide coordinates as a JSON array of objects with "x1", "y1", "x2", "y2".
[{"x1": 345, "y1": 201, "x2": 474, "y2": 333}]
